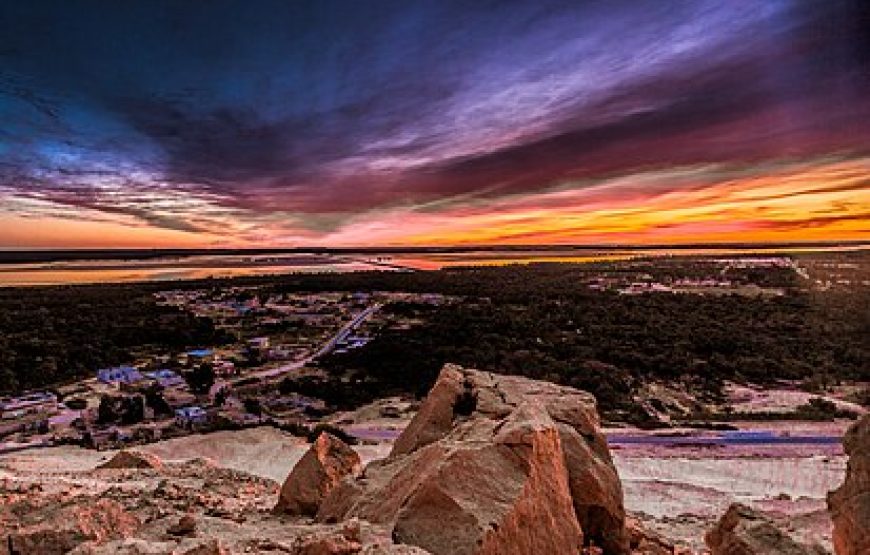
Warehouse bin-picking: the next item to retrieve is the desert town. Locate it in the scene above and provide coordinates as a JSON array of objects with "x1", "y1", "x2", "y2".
[
  {"x1": 3, "y1": 254, "x2": 861, "y2": 454},
  {"x1": 0, "y1": 289, "x2": 447, "y2": 453}
]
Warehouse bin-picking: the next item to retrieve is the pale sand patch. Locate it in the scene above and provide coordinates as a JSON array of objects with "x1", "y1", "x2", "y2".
[
  {"x1": 726, "y1": 382, "x2": 866, "y2": 415},
  {"x1": 0, "y1": 444, "x2": 109, "y2": 473},
  {"x1": 614, "y1": 454, "x2": 846, "y2": 518},
  {"x1": 139, "y1": 427, "x2": 392, "y2": 482},
  {"x1": 0, "y1": 426, "x2": 393, "y2": 484}
]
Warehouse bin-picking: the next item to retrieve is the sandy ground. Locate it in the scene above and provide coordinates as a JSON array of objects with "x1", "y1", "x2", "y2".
[
  {"x1": 726, "y1": 382, "x2": 867, "y2": 415},
  {"x1": 0, "y1": 444, "x2": 108, "y2": 474},
  {"x1": 610, "y1": 422, "x2": 850, "y2": 553},
  {"x1": 614, "y1": 451, "x2": 843, "y2": 552},
  {"x1": 138, "y1": 427, "x2": 308, "y2": 483},
  {"x1": 0, "y1": 426, "x2": 390, "y2": 485},
  {"x1": 614, "y1": 454, "x2": 845, "y2": 516},
  {"x1": 1, "y1": 413, "x2": 853, "y2": 553}
]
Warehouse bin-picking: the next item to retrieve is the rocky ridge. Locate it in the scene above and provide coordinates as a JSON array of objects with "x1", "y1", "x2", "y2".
[
  {"x1": 704, "y1": 503, "x2": 827, "y2": 555},
  {"x1": 1, "y1": 365, "x2": 865, "y2": 554},
  {"x1": 827, "y1": 413, "x2": 870, "y2": 555}
]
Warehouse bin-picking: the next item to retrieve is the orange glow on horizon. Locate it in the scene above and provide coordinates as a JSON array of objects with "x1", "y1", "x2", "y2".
[
  {"x1": 1, "y1": 157, "x2": 868, "y2": 249},
  {"x1": 384, "y1": 158, "x2": 870, "y2": 247}
]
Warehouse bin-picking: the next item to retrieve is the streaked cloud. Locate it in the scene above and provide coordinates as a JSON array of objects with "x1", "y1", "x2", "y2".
[{"x1": 0, "y1": 1, "x2": 867, "y2": 247}]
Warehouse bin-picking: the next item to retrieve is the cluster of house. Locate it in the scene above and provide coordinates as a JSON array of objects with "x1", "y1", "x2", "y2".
[
  {"x1": 0, "y1": 391, "x2": 58, "y2": 420},
  {"x1": 97, "y1": 365, "x2": 203, "y2": 388},
  {"x1": 332, "y1": 334, "x2": 371, "y2": 355},
  {"x1": 157, "y1": 289, "x2": 396, "y2": 367},
  {"x1": 716, "y1": 257, "x2": 794, "y2": 269},
  {"x1": 96, "y1": 366, "x2": 144, "y2": 385},
  {"x1": 584, "y1": 263, "x2": 790, "y2": 295},
  {"x1": 174, "y1": 405, "x2": 208, "y2": 427},
  {"x1": 95, "y1": 359, "x2": 214, "y2": 428},
  {"x1": 155, "y1": 289, "x2": 261, "y2": 317},
  {"x1": 618, "y1": 282, "x2": 676, "y2": 295},
  {"x1": 673, "y1": 278, "x2": 733, "y2": 287},
  {"x1": 585, "y1": 275, "x2": 676, "y2": 294}
]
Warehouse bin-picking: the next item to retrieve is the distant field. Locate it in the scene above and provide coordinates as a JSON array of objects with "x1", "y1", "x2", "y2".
[{"x1": 1, "y1": 251, "x2": 866, "y2": 425}]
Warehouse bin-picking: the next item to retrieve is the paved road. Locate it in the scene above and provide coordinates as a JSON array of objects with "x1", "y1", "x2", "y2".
[
  {"x1": 237, "y1": 302, "x2": 382, "y2": 382},
  {"x1": 0, "y1": 304, "x2": 384, "y2": 455}
]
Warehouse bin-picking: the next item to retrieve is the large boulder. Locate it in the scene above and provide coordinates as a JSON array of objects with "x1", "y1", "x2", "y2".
[
  {"x1": 828, "y1": 414, "x2": 870, "y2": 555},
  {"x1": 316, "y1": 364, "x2": 628, "y2": 554},
  {"x1": 705, "y1": 503, "x2": 826, "y2": 555},
  {"x1": 276, "y1": 432, "x2": 362, "y2": 516}
]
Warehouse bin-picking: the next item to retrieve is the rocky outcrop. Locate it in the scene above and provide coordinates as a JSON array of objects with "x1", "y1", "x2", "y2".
[
  {"x1": 289, "y1": 521, "x2": 432, "y2": 555},
  {"x1": 276, "y1": 432, "x2": 362, "y2": 516},
  {"x1": 98, "y1": 450, "x2": 163, "y2": 470},
  {"x1": 65, "y1": 538, "x2": 230, "y2": 555},
  {"x1": 625, "y1": 517, "x2": 677, "y2": 555},
  {"x1": 317, "y1": 364, "x2": 629, "y2": 554},
  {"x1": 360, "y1": 546, "x2": 432, "y2": 554},
  {"x1": 828, "y1": 414, "x2": 870, "y2": 555},
  {"x1": 167, "y1": 514, "x2": 197, "y2": 537},
  {"x1": 705, "y1": 503, "x2": 826, "y2": 555},
  {"x1": 291, "y1": 522, "x2": 362, "y2": 555},
  {"x1": 5, "y1": 498, "x2": 140, "y2": 555},
  {"x1": 181, "y1": 540, "x2": 231, "y2": 555}
]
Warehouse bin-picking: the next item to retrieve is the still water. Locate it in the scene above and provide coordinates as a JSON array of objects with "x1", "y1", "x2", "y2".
[{"x1": 0, "y1": 246, "x2": 864, "y2": 286}]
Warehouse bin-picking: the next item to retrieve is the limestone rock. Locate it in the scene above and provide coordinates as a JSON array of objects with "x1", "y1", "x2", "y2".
[
  {"x1": 291, "y1": 520, "x2": 362, "y2": 555},
  {"x1": 167, "y1": 514, "x2": 197, "y2": 537},
  {"x1": 6, "y1": 498, "x2": 141, "y2": 555},
  {"x1": 705, "y1": 503, "x2": 826, "y2": 555},
  {"x1": 828, "y1": 414, "x2": 870, "y2": 555},
  {"x1": 360, "y1": 546, "x2": 431, "y2": 554},
  {"x1": 317, "y1": 364, "x2": 628, "y2": 554},
  {"x1": 98, "y1": 450, "x2": 163, "y2": 470},
  {"x1": 182, "y1": 539, "x2": 230, "y2": 555},
  {"x1": 625, "y1": 517, "x2": 677, "y2": 555},
  {"x1": 66, "y1": 538, "x2": 177, "y2": 554},
  {"x1": 277, "y1": 432, "x2": 362, "y2": 516}
]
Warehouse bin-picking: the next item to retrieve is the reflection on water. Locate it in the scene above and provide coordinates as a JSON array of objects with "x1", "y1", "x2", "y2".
[
  {"x1": 0, "y1": 246, "x2": 865, "y2": 286},
  {"x1": 390, "y1": 253, "x2": 633, "y2": 270},
  {"x1": 389, "y1": 246, "x2": 868, "y2": 270},
  {"x1": 0, "y1": 254, "x2": 385, "y2": 286}
]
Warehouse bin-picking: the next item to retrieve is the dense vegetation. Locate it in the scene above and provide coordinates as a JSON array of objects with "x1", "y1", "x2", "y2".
[
  {"x1": 278, "y1": 262, "x2": 869, "y2": 417},
  {"x1": 0, "y1": 285, "x2": 230, "y2": 393},
  {"x1": 2, "y1": 256, "x2": 867, "y2": 422}
]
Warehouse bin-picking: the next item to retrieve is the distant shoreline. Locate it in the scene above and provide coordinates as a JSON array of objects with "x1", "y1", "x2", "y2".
[{"x1": 1, "y1": 241, "x2": 867, "y2": 264}]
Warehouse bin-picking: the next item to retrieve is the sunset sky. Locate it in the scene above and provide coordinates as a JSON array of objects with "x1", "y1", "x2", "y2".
[{"x1": 1, "y1": 1, "x2": 868, "y2": 248}]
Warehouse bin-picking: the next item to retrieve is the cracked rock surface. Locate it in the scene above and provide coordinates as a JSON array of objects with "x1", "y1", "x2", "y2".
[
  {"x1": 0, "y1": 364, "x2": 654, "y2": 555},
  {"x1": 827, "y1": 414, "x2": 870, "y2": 555},
  {"x1": 318, "y1": 364, "x2": 629, "y2": 555}
]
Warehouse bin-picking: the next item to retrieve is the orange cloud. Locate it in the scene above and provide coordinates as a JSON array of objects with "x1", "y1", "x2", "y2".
[
  {"x1": 339, "y1": 157, "x2": 870, "y2": 246},
  {"x1": 1, "y1": 156, "x2": 867, "y2": 248}
]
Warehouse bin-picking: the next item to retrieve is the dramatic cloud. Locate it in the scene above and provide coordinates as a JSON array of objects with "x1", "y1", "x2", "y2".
[{"x1": 0, "y1": 0, "x2": 868, "y2": 247}]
